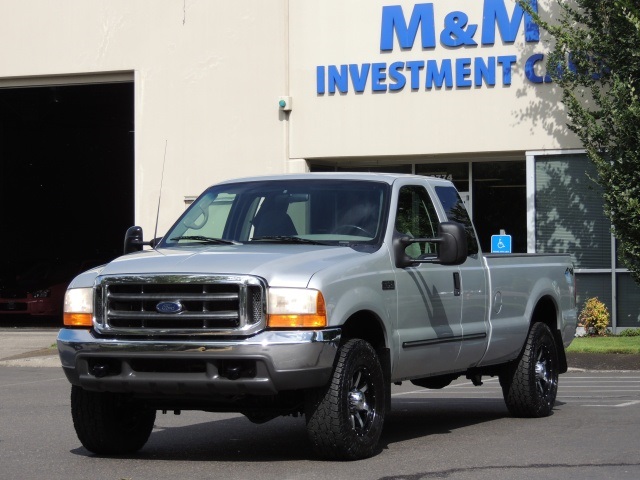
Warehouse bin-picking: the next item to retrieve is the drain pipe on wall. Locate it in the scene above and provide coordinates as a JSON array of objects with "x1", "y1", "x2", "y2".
[{"x1": 279, "y1": 0, "x2": 291, "y2": 173}]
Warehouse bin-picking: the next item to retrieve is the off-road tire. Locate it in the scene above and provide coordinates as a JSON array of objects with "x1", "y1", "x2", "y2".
[
  {"x1": 500, "y1": 322, "x2": 559, "y2": 417},
  {"x1": 71, "y1": 385, "x2": 156, "y2": 455},
  {"x1": 305, "y1": 338, "x2": 386, "y2": 460}
]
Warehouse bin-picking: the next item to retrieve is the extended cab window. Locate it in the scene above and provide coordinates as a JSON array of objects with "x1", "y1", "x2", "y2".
[
  {"x1": 434, "y1": 185, "x2": 479, "y2": 255},
  {"x1": 395, "y1": 186, "x2": 439, "y2": 259}
]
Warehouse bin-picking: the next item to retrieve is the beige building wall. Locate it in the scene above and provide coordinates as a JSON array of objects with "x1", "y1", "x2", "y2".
[
  {"x1": 0, "y1": 0, "x2": 581, "y2": 233},
  {"x1": 0, "y1": 0, "x2": 289, "y2": 234},
  {"x1": 288, "y1": 0, "x2": 580, "y2": 159}
]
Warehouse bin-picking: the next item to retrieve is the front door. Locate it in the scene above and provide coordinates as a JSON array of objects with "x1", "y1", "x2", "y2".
[{"x1": 393, "y1": 183, "x2": 463, "y2": 379}]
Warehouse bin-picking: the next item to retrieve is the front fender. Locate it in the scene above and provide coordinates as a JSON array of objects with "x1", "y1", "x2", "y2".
[{"x1": 307, "y1": 250, "x2": 397, "y2": 364}]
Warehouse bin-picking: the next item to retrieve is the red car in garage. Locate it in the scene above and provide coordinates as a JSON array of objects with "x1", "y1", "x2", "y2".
[{"x1": 0, "y1": 258, "x2": 109, "y2": 319}]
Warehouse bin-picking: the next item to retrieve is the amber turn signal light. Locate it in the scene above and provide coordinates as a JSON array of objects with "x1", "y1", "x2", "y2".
[{"x1": 63, "y1": 312, "x2": 93, "y2": 327}]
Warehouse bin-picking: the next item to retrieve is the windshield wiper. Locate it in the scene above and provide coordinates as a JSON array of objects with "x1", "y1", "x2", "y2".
[
  {"x1": 251, "y1": 236, "x2": 329, "y2": 245},
  {"x1": 169, "y1": 235, "x2": 240, "y2": 245}
]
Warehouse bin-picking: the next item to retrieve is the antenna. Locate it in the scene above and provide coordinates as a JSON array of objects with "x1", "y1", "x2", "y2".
[{"x1": 153, "y1": 140, "x2": 168, "y2": 246}]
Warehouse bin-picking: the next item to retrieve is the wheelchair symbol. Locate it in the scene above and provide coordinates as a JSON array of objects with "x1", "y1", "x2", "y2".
[{"x1": 491, "y1": 234, "x2": 512, "y2": 254}]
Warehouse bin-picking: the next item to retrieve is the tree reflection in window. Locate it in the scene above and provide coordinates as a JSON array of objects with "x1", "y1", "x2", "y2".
[
  {"x1": 395, "y1": 186, "x2": 439, "y2": 259},
  {"x1": 434, "y1": 185, "x2": 479, "y2": 256}
]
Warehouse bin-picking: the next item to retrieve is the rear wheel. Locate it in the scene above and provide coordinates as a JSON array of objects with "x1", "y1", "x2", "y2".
[
  {"x1": 306, "y1": 339, "x2": 386, "y2": 460},
  {"x1": 71, "y1": 385, "x2": 156, "y2": 454},
  {"x1": 500, "y1": 322, "x2": 559, "y2": 417}
]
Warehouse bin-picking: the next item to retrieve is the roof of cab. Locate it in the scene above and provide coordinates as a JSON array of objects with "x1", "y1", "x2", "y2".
[{"x1": 214, "y1": 171, "x2": 444, "y2": 187}]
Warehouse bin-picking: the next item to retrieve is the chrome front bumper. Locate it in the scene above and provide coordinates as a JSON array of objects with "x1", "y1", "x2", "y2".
[{"x1": 57, "y1": 328, "x2": 341, "y2": 396}]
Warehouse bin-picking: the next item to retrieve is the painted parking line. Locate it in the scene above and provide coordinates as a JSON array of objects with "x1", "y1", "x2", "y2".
[
  {"x1": 582, "y1": 400, "x2": 640, "y2": 408},
  {"x1": 391, "y1": 373, "x2": 640, "y2": 408},
  {"x1": 562, "y1": 376, "x2": 640, "y2": 381},
  {"x1": 556, "y1": 374, "x2": 640, "y2": 408},
  {"x1": 559, "y1": 377, "x2": 640, "y2": 394}
]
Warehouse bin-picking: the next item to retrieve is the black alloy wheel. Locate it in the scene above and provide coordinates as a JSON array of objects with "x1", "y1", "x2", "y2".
[{"x1": 306, "y1": 338, "x2": 386, "y2": 460}]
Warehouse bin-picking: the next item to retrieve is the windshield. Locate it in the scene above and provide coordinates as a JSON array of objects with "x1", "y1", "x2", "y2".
[{"x1": 160, "y1": 179, "x2": 390, "y2": 248}]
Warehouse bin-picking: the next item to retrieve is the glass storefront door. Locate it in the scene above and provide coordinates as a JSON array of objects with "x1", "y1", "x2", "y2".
[
  {"x1": 417, "y1": 162, "x2": 527, "y2": 253},
  {"x1": 472, "y1": 162, "x2": 526, "y2": 253},
  {"x1": 313, "y1": 161, "x2": 528, "y2": 254}
]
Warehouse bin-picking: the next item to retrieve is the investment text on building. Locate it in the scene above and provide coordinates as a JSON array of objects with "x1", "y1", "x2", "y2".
[{"x1": 316, "y1": 0, "x2": 552, "y2": 94}]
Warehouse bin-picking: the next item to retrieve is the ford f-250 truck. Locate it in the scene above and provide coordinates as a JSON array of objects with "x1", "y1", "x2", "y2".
[{"x1": 58, "y1": 173, "x2": 577, "y2": 460}]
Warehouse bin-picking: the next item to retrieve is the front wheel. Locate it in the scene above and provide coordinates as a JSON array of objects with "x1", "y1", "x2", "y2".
[
  {"x1": 499, "y1": 322, "x2": 559, "y2": 417},
  {"x1": 305, "y1": 339, "x2": 386, "y2": 460},
  {"x1": 71, "y1": 385, "x2": 156, "y2": 455}
]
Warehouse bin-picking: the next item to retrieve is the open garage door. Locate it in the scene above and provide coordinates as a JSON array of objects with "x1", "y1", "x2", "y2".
[{"x1": 0, "y1": 81, "x2": 134, "y2": 323}]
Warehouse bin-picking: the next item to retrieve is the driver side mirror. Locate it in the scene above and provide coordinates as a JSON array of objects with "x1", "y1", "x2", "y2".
[
  {"x1": 123, "y1": 226, "x2": 161, "y2": 254},
  {"x1": 393, "y1": 221, "x2": 468, "y2": 268},
  {"x1": 124, "y1": 226, "x2": 145, "y2": 254}
]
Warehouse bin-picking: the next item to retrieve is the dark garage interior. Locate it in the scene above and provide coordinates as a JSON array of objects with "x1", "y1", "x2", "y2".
[{"x1": 0, "y1": 82, "x2": 134, "y2": 323}]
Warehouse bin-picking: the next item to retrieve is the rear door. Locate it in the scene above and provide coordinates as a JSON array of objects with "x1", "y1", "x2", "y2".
[{"x1": 429, "y1": 182, "x2": 489, "y2": 370}]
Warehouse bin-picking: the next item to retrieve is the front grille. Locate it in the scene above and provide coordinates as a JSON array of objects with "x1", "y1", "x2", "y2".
[{"x1": 95, "y1": 274, "x2": 266, "y2": 336}]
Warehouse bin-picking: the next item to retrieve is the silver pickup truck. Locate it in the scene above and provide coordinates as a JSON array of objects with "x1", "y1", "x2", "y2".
[{"x1": 58, "y1": 173, "x2": 577, "y2": 460}]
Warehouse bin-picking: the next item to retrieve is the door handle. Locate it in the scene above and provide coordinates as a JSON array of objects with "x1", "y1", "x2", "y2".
[{"x1": 453, "y1": 272, "x2": 461, "y2": 296}]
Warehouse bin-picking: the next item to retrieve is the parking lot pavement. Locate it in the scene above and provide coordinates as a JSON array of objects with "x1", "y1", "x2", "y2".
[
  {"x1": 2, "y1": 367, "x2": 638, "y2": 480},
  {"x1": 0, "y1": 327, "x2": 60, "y2": 367},
  {"x1": 390, "y1": 371, "x2": 640, "y2": 409},
  {"x1": 557, "y1": 372, "x2": 640, "y2": 408},
  {"x1": 0, "y1": 328, "x2": 638, "y2": 479}
]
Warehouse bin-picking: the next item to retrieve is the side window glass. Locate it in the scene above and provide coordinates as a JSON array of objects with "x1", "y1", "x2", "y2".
[
  {"x1": 434, "y1": 185, "x2": 479, "y2": 255},
  {"x1": 395, "y1": 186, "x2": 439, "y2": 259}
]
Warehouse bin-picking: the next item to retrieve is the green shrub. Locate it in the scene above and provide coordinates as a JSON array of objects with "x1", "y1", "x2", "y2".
[
  {"x1": 579, "y1": 297, "x2": 611, "y2": 336},
  {"x1": 618, "y1": 328, "x2": 640, "y2": 337}
]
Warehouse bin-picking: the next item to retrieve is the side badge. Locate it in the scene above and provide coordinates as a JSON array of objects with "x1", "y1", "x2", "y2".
[{"x1": 382, "y1": 280, "x2": 395, "y2": 291}]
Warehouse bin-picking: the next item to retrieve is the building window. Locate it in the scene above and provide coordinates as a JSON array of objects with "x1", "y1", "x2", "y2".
[
  {"x1": 534, "y1": 152, "x2": 640, "y2": 331},
  {"x1": 308, "y1": 164, "x2": 412, "y2": 174},
  {"x1": 617, "y1": 274, "x2": 640, "y2": 328},
  {"x1": 415, "y1": 163, "x2": 469, "y2": 192},
  {"x1": 535, "y1": 154, "x2": 611, "y2": 268}
]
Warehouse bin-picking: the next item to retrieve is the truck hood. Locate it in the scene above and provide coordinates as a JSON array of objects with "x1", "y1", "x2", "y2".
[{"x1": 89, "y1": 244, "x2": 371, "y2": 288}]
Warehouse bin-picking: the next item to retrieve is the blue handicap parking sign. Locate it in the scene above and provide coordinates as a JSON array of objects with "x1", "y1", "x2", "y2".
[{"x1": 491, "y1": 235, "x2": 512, "y2": 254}]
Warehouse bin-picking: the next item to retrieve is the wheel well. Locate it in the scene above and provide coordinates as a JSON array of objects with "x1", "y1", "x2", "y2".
[
  {"x1": 340, "y1": 310, "x2": 391, "y2": 413},
  {"x1": 340, "y1": 310, "x2": 386, "y2": 351},
  {"x1": 531, "y1": 295, "x2": 568, "y2": 374},
  {"x1": 531, "y1": 296, "x2": 557, "y2": 333}
]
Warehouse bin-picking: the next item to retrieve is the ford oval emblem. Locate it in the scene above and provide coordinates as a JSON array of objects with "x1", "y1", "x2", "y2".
[{"x1": 156, "y1": 301, "x2": 184, "y2": 314}]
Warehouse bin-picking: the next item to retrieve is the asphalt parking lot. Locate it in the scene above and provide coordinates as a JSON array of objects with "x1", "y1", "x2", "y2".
[
  {"x1": 1, "y1": 327, "x2": 639, "y2": 479},
  {"x1": 0, "y1": 326, "x2": 59, "y2": 364}
]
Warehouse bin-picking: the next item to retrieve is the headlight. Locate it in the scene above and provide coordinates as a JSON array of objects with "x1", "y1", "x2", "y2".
[
  {"x1": 267, "y1": 288, "x2": 327, "y2": 328},
  {"x1": 32, "y1": 289, "x2": 51, "y2": 298},
  {"x1": 63, "y1": 287, "x2": 94, "y2": 327}
]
